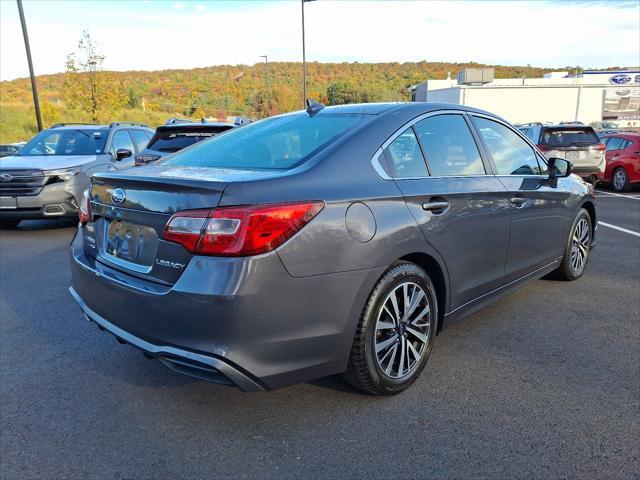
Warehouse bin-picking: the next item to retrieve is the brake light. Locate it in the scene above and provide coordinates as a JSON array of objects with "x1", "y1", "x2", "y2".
[
  {"x1": 163, "y1": 201, "x2": 324, "y2": 256},
  {"x1": 594, "y1": 142, "x2": 606, "y2": 151},
  {"x1": 79, "y1": 189, "x2": 92, "y2": 224}
]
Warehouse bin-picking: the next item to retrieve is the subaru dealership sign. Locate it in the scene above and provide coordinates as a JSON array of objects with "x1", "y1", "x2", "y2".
[{"x1": 609, "y1": 74, "x2": 632, "y2": 85}]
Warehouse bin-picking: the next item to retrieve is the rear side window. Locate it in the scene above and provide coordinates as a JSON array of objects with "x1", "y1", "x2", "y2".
[
  {"x1": 383, "y1": 127, "x2": 429, "y2": 178},
  {"x1": 414, "y1": 114, "x2": 485, "y2": 176},
  {"x1": 605, "y1": 137, "x2": 625, "y2": 151},
  {"x1": 473, "y1": 117, "x2": 543, "y2": 175},
  {"x1": 541, "y1": 127, "x2": 599, "y2": 148},
  {"x1": 163, "y1": 113, "x2": 367, "y2": 170},
  {"x1": 130, "y1": 129, "x2": 151, "y2": 152}
]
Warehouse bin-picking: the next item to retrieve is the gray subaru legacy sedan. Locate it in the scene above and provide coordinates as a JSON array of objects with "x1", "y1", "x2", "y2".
[{"x1": 69, "y1": 102, "x2": 596, "y2": 395}]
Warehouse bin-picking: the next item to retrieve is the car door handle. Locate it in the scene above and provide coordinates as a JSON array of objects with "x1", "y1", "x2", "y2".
[
  {"x1": 422, "y1": 201, "x2": 449, "y2": 212},
  {"x1": 510, "y1": 196, "x2": 527, "y2": 208}
]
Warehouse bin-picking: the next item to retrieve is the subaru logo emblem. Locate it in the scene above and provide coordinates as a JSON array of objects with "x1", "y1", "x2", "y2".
[
  {"x1": 609, "y1": 74, "x2": 631, "y2": 85},
  {"x1": 111, "y1": 188, "x2": 126, "y2": 205},
  {"x1": 0, "y1": 173, "x2": 13, "y2": 182}
]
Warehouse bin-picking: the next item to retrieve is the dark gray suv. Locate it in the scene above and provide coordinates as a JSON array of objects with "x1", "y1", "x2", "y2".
[{"x1": 69, "y1": 103, "x2": 596, "y2": 395}]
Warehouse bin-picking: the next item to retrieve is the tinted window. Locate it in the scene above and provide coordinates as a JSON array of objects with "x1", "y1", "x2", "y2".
[
  {"x1": 605, "y1": 137, "x2": 625, "y2": 151},
  {"x1": 17, "y1": 128, "x2": 107, "y2": 156},
  {"x1": 473, "y1": 117, "x2": 542, "y2": 175},
  {"x1": 414, "y1": 115, "x2": 485, "y2": 176},
  {"x1": 383, "y1": 127, "x2": 428, "y2": 178},
  {"x1": 148, "y1": 126, "x2": 234, "y2": 153},
  {"x1": 130, "y1": 129, "x2": 151, "y2": 152},
  {"x1": 163, "y1": 113, "x2": 367, "y2": 170},
  {"x1": 110, "y1": 130, "x2": 135, "y2": 156},
  {"x1": 540, "y1": 127, "x2": 600, "y2": 147}
]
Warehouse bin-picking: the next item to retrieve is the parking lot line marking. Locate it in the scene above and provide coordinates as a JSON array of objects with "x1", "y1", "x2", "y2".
[
  {"x1": 595, "y1": 190, "x2": 640, "y2": 200},
  {"x1": 599, "y1": 222, "x2": 640, "y2": 237}
]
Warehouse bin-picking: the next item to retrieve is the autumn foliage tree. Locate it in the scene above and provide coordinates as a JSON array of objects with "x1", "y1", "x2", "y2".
[{"x1": 63, "y1": 30, "x2": 125, "y2": 123}]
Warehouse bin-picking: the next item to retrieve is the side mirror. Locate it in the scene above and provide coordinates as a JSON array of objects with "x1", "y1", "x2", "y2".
[
  {"x1": 115, "y1": 148, "x2": 132, "y2": 161},
  {"x1": 548, "y1": 157, "x2": 572, "y2": 179}
]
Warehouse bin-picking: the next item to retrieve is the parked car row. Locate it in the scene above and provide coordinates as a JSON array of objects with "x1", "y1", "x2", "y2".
[{"x1": 0, "y1": 118, "x2": 242, "y2": 228}]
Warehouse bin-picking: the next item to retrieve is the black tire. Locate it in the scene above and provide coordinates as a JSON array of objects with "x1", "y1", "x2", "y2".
[
  {"x1": 0, "y1": 219, "x2": 20, "y2": 229},
  {"x1": 611, "y1": 167, "x2": 631, "y2": 193},
  {"x1": 550, "y1": 209, "x2": 592, "y2": 281},
  {"x1": 344, "y1": 261, "x2": 437, "y2": 395}
]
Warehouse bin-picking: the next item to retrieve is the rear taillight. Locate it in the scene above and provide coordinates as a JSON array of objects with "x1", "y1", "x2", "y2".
[
  {"x1": 163, "y1": 201, "x2": 324, "y2": 256},
  {"x1": 594, "y1": 142, "x2": 606, "y2": 151},
  {"x1": 79, "y1": 189, "x2": 91, "y2": 224}
]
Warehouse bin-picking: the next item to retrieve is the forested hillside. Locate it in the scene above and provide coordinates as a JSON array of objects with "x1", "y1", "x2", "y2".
[{"x1": 0, "y1": 61, "x2": 556, "y2": 142}]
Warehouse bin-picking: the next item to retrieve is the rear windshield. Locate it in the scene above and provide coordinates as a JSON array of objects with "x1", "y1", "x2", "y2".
[
  {"x1": 148, "y1": 126, "x2": 234, "y2": 153},
  {"x1": 161, "y1": 113, "x2": 368, "y2": 170},
  {"x1": 17, "y1": 128, "x2": 108, "y2": 156},
  {"x1": 541, "y1": 128, "x2": 600, "y2": 148}
]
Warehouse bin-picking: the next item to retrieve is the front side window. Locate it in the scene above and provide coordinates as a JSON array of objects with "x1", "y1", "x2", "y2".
[
  {"x1": 129, "y1": 129, "x2": 151, "y2": 152},
  {"x1": 473, "y1": 117, "x2": 543, "y2": 175},
  {"x1": 110, "y1": 130, "x2": 135, "y2": 155},
  {"x1": 17, "y1": 128, "x2": 107, "y2": 156},
  {"x1": 383, "y1": 127, "x2": 429, "y2": 178},
  {"x1": 414, "y1": 114, "x2": 485, "y2": 176},
  {"x1": 162, "y1": 113, "x2": 367, "y2": 170}
]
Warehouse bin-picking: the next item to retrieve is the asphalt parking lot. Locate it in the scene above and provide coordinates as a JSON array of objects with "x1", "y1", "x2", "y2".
[{"x1": 1, "y1": 190, "x2": 638, "y2": 480}]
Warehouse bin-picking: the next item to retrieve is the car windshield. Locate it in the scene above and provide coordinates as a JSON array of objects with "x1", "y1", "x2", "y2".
[
  {"x1": 17, "y1": 128, "x2": 108, "y2": 156},
  {"x1": 161, "y1": 112, "x2": 368, "y2": 170},
  {"x1": 541, "y1": 128, "x2": 600, "y2": 148},
  {"x1": 148, "y1": 126, "x2": 234, "y2": 153}
]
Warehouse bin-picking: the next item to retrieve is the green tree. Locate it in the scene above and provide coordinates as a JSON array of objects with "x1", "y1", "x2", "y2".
[{"x1": 63, "y1": 30, "x2": 124, "y2": 123}]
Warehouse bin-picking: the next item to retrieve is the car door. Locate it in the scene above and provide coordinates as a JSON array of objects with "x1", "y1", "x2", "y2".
[
  {"x1": 386, "y1": 112, "x2": 511, "y2": 310},
  {"x1": 109, "y1": 129, "x2": 136, "y2": 170},
  {"x1": 470, "y1": 114, "x2": 570, "y2": 282}
]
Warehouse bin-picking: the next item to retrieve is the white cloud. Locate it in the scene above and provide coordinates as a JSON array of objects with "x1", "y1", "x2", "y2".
[
  {"x1": 174, "y1": 2, "x2": 185, "y2": 9},
  {"x1": 0, "y1": 1, "x2": 638, "y2": 81}
]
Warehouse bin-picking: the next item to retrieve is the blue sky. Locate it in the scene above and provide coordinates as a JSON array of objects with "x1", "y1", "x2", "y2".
[{"x1": 1, "y1": 0, "x2": 638, "y2": 81}]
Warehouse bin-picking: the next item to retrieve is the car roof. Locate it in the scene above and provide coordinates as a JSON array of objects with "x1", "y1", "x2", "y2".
[{"x1": 310, "y1": 102, "x2": 502, "y2": 119}]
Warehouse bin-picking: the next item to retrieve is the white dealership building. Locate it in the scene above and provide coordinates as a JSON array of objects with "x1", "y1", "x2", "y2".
[{"x1": 411, "y1": 68, "x2": 640, "y2": 128}]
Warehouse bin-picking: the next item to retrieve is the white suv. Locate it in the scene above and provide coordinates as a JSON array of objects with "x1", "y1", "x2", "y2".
[{"x1": 518, "y1": 123, "x2": 606, "y2": 184}]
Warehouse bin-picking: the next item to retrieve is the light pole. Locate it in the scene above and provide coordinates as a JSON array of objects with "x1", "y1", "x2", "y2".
[
  {"x1": 259, "y1": 54, "x2": 270, "y2": 113},
  {"x1": 16, "y1": 0, "x2": 42, "y2": 131},
  {"x1": 301, "y1": 0, "x2": 316, "y2": 107}
]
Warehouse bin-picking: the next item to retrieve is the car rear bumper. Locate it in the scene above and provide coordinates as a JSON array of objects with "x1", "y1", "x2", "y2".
[{"x1": 69, "y1": 230, "x2": 383, "y2": 390}]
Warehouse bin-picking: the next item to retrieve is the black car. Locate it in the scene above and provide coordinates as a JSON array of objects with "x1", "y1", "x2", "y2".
[
  {"x1": 135, "y1": 118, "x2": 248, "y2": 166},
  {"x1": 0, "y1": 144, "x2": 21, "y2": 158}
]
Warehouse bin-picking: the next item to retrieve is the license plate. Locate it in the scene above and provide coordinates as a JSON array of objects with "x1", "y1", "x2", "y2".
[
  {"x1": 0, "y1": 197, "x2": 17, "y2": 209},
  {"x1": 104, "y1": 219, "x2": 158, "y2": 267},
  {"x1": 566, "y1": 151, "x2": 580, "y2": 161}
]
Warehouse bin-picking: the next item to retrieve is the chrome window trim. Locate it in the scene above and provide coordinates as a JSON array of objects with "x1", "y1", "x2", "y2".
[{"x1": 371, "y1": 109, "x2": 477, "y2": 181}]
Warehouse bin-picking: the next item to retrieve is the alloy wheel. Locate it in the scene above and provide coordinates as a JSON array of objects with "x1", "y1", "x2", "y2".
[
  {"x1": 374, "y1": 281, "x2": 431, "y2": 379},
  {"x1": 570, "y1": 218, "x2": 590, "y2": 275},
  {"x1": 613, "y1": 169, "x2": 627, "y2": 191}
]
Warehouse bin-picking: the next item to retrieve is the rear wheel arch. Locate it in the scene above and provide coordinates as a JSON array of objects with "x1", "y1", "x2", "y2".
[
  {"x1": 581, "y1": 201, "x2": 596, "y2": 234},
  {"x1": 398, "y1": 253, "x2": 448, "y2": 333}
]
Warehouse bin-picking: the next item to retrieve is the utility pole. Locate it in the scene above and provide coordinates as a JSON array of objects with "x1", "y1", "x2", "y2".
[
  {"x1": 301, "y1": 0, "x2": 316, "y2": 107},
  {"x1": 16, "y1": 0, "x2": 42, "y2": 131},
  {"x1": 259, "y1": 55, "x2": 270, "y2": 113}
]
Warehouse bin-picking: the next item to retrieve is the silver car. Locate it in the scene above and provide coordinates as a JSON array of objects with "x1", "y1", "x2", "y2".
[
  {"x1": 69, "y1": 103, "x2": 596, "y2": 395},
  {"x1": 0, "y1": 122, "x2": 153, "y2": 228}
]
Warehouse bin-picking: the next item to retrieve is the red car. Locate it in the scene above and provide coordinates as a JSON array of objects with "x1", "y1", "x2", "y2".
[{"x1": 601, "y1": 133, "x2": 640, "y2": 192}]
